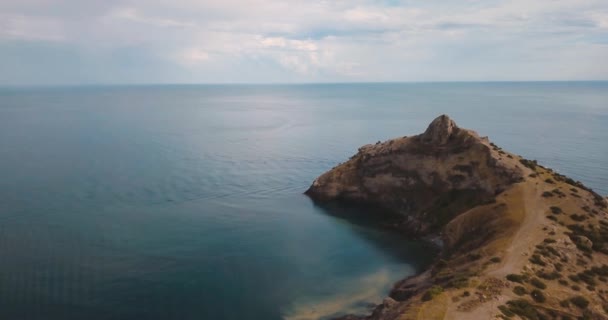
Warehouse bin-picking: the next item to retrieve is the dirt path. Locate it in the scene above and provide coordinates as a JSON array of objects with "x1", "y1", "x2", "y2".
[{"x1": 445, "y1": 181, "x2": 548, "y2": 320}]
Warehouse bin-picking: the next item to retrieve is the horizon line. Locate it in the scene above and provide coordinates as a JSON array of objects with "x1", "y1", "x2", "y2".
[{"x1": 1, "y1": 79, "x2": 608, "y2": 89}]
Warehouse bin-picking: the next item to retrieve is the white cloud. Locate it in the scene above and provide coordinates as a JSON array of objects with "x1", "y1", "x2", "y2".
[
  {"x1": 0, "y1": 0, "x2": 607, "y2": 83},
  {"x1": 176, "y1": 48, "x2": 210, "y2": 66},
  {"x1": 108, "y1": 7, "x2": 195, "y2": 28},
  {"x1": 0, "y1": 14, "x2": 65, "y2": 41},
  {"x1": 592, "y1": 12, "x2": 608, "y2": 29}
]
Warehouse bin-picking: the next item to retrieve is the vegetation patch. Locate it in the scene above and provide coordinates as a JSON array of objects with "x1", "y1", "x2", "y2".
[
  {"x1": 421, "y1": 285, "x2": 443, "y2": 301},
  {"x1": 505, "y1": 299, "x2": 541, "y2": 320},
  {"x1": 530, "y1": 289, "x2": 546, "y2": 303},
  {"x1": 549, "y1": 206, "x2": 562, "y2": 214},
  {"x1": 566, "y1": 223, "x2": 608, "y2": 254},
  {"x1": 530, "y1": 278, "x2": 547, "y2": 289},
  {"x1": 570, "y1": 296, "x2": 589, "y2": 309},
  {"x1": 513, "y1": 286, "x2": 527, "y2": 296},
  {"x1": 519, "y1": 159, "x2": 538, "y2": 170},
  {"x1": 506, "y1": 274, "x2": 526, "y2": 284},
  {"x1": 529, "y1": 254, "x2": 546, "y2": 266},
  {"x1": 498, "y1": 305, "x2": 515, "y2": 317},
  {"x1": 537, "y1": 270, "x2": 561, "y2": 281},
  {"x1": 569, "y1": 213, "x2": 586, "y2": 222}
]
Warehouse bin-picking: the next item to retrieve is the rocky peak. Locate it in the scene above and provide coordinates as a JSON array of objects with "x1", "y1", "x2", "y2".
[
  {"x1": 305, "y1": 114, "x2": 525, "y2": 235},
  {"x1": 420, "y1": 114, "x2": 459, "y2": 144}
]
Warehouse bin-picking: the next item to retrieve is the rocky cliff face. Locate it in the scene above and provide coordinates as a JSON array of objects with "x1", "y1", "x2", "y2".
[
  {"x1": 306, "y1": 115, "x2": 608, "y2": 320},
  {"x1": 306, "y1": 115, "x2": 524, "y2": 235}
]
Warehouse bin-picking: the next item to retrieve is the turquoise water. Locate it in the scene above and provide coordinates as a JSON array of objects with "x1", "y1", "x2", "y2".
[{"x1": 0, "y1": 82, "x2": 607, "y2": 320}]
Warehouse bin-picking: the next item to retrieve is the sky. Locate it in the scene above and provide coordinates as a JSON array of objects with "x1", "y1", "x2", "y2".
[{"x1": 1, "y1": 0, "x2": 608, "y2": 85}]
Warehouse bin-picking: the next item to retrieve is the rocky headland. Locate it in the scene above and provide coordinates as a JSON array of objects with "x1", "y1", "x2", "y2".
[{"x1": 306, "y1": 115, "x2": 608, "y2": 320}]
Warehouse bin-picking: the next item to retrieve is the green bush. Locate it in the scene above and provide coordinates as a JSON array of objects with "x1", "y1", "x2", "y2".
[
  {"x1": 490, "y1": 256, "x2": 501, "y2": 263},
  {"x1": 421, "y1": 285, "x2": 443, "y2": 301},
  {"x1": 570, "y1": 214, "x2": 586, "y2": 222},
  {"x1": 506, "y1": 274, "x2": 526, "y2": 283},
  {"x1": 529, "y1": 254, "x2": 546, "y2": 266},
  {"x1": 537, "y1": 270, "x2": 561, "y2": 280},
  {"x1": 498, "y1": 305, "x2": 515, "y2": 317},
  {"x1": 570, "y1": 296, "x2": 589, "y2": 309},
  {"x1": 513, "y1": 286, "x2": 527, "y2": 296},
  {"x1": 531, "y1": 289, "x2": 546, "y2": 303},
  {"x1": 530, "y1": 278, "x2": 547, "y2": 289},
  {"x1": 550, "y1": 206, "x2": 562, "y2": 214},
  {"x1": 519, "y1": 159, "x2": 538, "y2": 170},
  {"x1": 449, "y1": 275, "x2": 469, "y2": 289},
  {"x1": 506, "y1": 299, "x2": 540, "y2": 319}
]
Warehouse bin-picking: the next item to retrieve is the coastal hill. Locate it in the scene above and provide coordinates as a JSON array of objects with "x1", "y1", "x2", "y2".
[{"x1": 306, "y1": 115, "x2": 608, "y2": 320}]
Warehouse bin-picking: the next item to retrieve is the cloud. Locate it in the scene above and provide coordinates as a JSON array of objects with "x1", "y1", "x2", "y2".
[
  {"x1": 0, "y1": 0, "x2": 607, "y2": 84},
  {"x1": 107, "y1": 7, "x2": 195, "y2": 28},
  {"x1": 176, "y1": 48, "x2": 210, "y2": 66},
  {"x1": 0, "y1": 14, "x2": 66, "y2": 41}
]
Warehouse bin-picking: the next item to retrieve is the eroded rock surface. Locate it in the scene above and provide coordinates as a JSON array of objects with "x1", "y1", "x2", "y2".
[{"x1": 305, "y1": 114, "x2": 524, "y2": 235}]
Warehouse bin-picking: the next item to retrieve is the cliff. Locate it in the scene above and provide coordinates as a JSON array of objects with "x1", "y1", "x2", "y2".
[{"x1": 306, "y1": 115, "x2": 608, "y2": 320}]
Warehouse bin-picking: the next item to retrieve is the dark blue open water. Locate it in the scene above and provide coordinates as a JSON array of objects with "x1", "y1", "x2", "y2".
[{"x1": 0, "y1": 82, "x2": 607, "y2": 320}]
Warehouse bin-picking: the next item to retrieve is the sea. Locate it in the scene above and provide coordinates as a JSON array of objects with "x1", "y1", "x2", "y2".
[{"x1": 0, "y1": 82, "x2": 606, "y2": 320}]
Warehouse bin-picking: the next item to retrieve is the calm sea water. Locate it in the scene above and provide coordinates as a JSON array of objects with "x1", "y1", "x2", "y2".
[{"x1": 0, "y1": 82, "x2": 607, "y2": 320}]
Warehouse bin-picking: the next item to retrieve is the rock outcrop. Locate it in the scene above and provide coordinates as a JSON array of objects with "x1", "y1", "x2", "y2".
[
  {"x1": 306, "y1": 115, "x2": 608, "y2": 320},
  {"x1": 306, "y1": 115, "x2": 524, "y2": 235}
]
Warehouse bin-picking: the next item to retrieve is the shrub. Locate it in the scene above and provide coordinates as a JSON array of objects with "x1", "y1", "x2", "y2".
[
  {"x1": 570, "y1": 296, "x2": 589, "y2": 309},
  {"x1": 421, "y1": 285, "x2": 443, "y2": 301},
  {"x1": 550, "y1": 206, "x2": 562, "y2": 214},
  {"x1": 449, "y1": 276, "x2": 469, "y2": 289},
  {"x1": 506, "y1": 299, "x2": 540, "y2": 319},
  {"x1": 498, "y1": 305, "x2": 515, "y2": 317},
  {"x1": 542, "y1": 191, "x2": 554, "y2": 198},
  {"x1": 490, "y1": 257, "x2": 501, "y2": 263},
  {"x1": 537, "y1": 270, "x2": 561, "y2": 280},
  {"x1": 531, "y1": 289, "x2": 546, "y2": 303},
  {"x1": 520, "y1": 159, "x2": 538, "y2": 170},
  {"x1": 507, "y1": 274, "x2": 526, "y2": 283},
  {"x1": 513, "y1": 286, "x2": 527, "y2": 296},
  {"x1": 558, "y1": 279, "x2": 568, "y2": 286},
  {"x1": 530, "y1": 278, "x2": 547, "y2": 289},
  {"x1": 543, "y1": 238, "x2": 557, "y2": 244},
  {"x1": 570, "y1": 214, "x2": 586, "y2": 222},
  {"x1": 577, "y1": 271, "x2": 596, "y2": 286},
  {"x1": 545, "y1": 178, "x2": 555, "y2": 184},
  {"x1": 529, "y1": 254, "x2": 546, "y2": 266},
  {"x1": 593, "y1": 266, "x2": 608, "y2": 276}
]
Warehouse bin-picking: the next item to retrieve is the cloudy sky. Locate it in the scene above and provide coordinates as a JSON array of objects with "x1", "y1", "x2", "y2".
[{"x1": 1, "y1": 0, "x2": 608, "y2": 85}]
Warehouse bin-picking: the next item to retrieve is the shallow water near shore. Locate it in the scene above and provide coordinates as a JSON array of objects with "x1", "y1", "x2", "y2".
[{"x1": 0, "y1": 82, "x2": 607, "y2": 319}]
